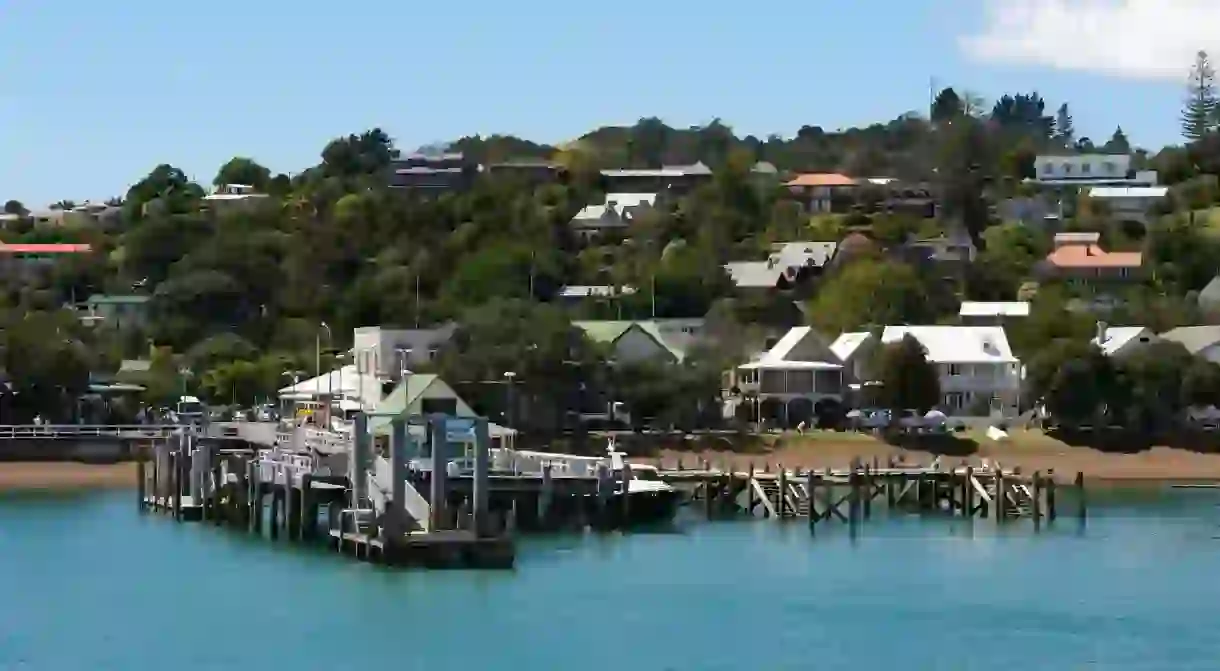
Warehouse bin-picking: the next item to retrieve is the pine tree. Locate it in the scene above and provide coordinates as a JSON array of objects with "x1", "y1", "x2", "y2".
[
  {"x1": 1054, "y1": 103, "x2": 1074, "y2": 147},
  {"x1": 1103, "y1": 126, "x2": 1130, "y2": 154},
  {"x1": 1182, "y1": 50, "x2": 1218, "y2": 141}
]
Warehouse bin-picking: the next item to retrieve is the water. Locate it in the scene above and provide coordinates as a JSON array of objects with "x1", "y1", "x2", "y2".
[{"x1": 1, "y1": 489, "x2": 1218, "y2": 670}]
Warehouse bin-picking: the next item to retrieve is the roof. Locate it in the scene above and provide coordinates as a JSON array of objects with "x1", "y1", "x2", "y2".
[
  {"x1": 751, "y1": 161, "x2": 778, "y2": 174},
  {"x1": 278, "y1": 364, "x2": 385, "y2": 406},
  {"x1": 770, "y1": 241, "x2": 837, "y2": 268},
  {"x1": 600, "y1": 163, "x2": 710, "y2": 178},
  {"x1": 574, "y1": 319, "x2": 696, "y2": 362},
  {"x1": 959, "y1": 301, "x2": 1030, "y2": 318},
  {"x1": 1092, "y1": 326, "x2": 1155, "y2": 356},
  {"x1": 367, "y1": 374, "x2": 440, "y2": 433},
  {"x1": 1088, "y1": 186, "x2": 1169, "y2": 199},
  {"x1": 85, "y1": 294, "x2": 151, "y2": 305},
  {"x1": 572, "y1": 193, "x2": 657, "y2": 223},
  {"x1": 558, "y1": 285, "x2": 637, "y2": 298},
  {"x1": 724, "y1": 261, "x2": 780, "y2": 288},
  {"x1": 784, "y1": 173, "x2": 858, "y2": 188},
  {"x1": 1160, "y1": 326, "x2": 1220, "y2": 354},
  {"x1": 1045, "y1": 244, "x2": 1143, "y2": 269},
  {"x1": 881, "y1": 326, "x2": 1017, "y2": 364},
  {"x1": 725, "y1": 242, "x2": 837, "y2": 289},
  {"x1": 1199, "y1": 276, "x2": 1220, "y2": 306},
  {"x1": 0, "y1": 243, "x2": 92, "y2": 253},
  {"x1": 830, "y1": 332, "x2": 874, "y2": 361}
]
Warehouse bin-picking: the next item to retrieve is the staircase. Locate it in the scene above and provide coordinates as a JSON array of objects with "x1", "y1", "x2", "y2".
[
  {"x1": 747, "y1": 477, "x2": 806, "y2": 518},
  {"x1": 367, "y1": 456, "x2": 430, "y2": 532},
  {"x1": 984, "y1": 478, "x2": 1033, "y2": 518}
]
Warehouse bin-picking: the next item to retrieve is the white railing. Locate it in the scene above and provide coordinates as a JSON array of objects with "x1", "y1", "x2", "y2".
[
  {"x1": 0, "y1": 425, "x2": 190, "y2": 439},
  {"x1": 255, "y1": 449, "x2": 314, "y2": 488}
]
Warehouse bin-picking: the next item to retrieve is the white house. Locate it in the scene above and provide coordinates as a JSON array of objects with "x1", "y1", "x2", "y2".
[
  {"x1": 733, "y1": 326, "x2": 845, "y2": 426},
  {"x1": 1091, "y1": 323, "x2": 1157, "y2": 357},
  {"x1": 1087, "y1": 186, "x2": 1168, "y2": 224},
  {"x1": 569, "y1": 193, "x2": 657, "y2": 241},
  {"x1": 574, "y1": 319, "x2": 702, "y2": 364},
  {"x1": 1032, "y1": 154, "x2": 1158, "y2": 187},
  {"x1": 829, "y1": 331, "x2": 878, "y2": 383},
  {"x1": 881, "y1": 326, "x2": 1022, "y2": 418},
  {"x1": 959, "y1": 301, "x2": 1030, "y2": 325},
  {"x1": 351, "y1": 324, "x2": 458, "y2": 381},
  {"x1": 1160, "y1": 326, "x2": 1220, "y2": 364}
]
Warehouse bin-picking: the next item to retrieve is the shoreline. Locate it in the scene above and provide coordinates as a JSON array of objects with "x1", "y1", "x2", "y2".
[{"x1": 0, "y1": 462, "x2": 136, "y2": 492}]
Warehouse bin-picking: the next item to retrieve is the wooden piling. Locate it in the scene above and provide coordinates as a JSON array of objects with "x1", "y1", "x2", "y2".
[
  {"x1": 1032, "y1": 471, "x2": 1043, "y2": 527},
  {"x1": 861, "y1": 464, "x2": 872, "y2": 519},
  {"x1": 806, "y1": 469, "x2": 817, "y2": 533},
  {"x1": 269, "y1": 489, "x2": 280, "y2": 540},
  {"x1": 300, "y1": 474, "x2": 313, "y2": 540},
  {"x1": 1046, "y1": 469, "x2": 1057, "y2": 523},
  {"x1": 1075, "y1": 471, "x2": 1086, "y2": 523},
  {"x1": 745, "y1": 464, "x2": 755, "y2": 516},
  {"x1": 777, "y1": 466, "x2": 787, "y2": 520},
  {"x1": 539, "y1": 464, "x2": 554, "y2": 529},
  {"x1": 995, "y1": 470, "x2": 1006, "y2": 523},
  {"x1": 136, "y1": 450, "x2": 146, "y2": 513},
  {"x1": 964, "y1": 466, "x2": 975, "y2": 519},
  {"x1": 172, "y1": 452, "x2": 182, "y2": 521}
]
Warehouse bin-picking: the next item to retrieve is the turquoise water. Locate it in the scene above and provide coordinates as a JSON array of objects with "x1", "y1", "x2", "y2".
[{"x1": 1, "y1": 489, "x2": 1218, "y2": 670}]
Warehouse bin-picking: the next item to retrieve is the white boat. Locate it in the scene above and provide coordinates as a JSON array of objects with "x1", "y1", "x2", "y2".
[{"x1": 607, "y1": 437, "x2": 680, "y2": 526}]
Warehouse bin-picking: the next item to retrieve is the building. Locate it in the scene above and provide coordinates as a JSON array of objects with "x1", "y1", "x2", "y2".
[
  {"x1": 1037, "y1": 232, "x2": 1143, "y2": 306},
  {"x1": 880, "y1": 326, "x2": 1022, "y2": 418},
  {"x1": 27, "y1": 202, "x2": 123, "y2": 228},
  {"x1": 1160, "y1": 326, "x2": 1220, "y2": 364},
  {"x1": 202, "y1": 184, "x2": 271, "y2": 213},
  {"x1": 724, "y1": 241, "x2": 837, "y2": 292},
  {"x1": 784, "y1": 173, "x2": 859, "y2": 213},
  {"x1": 574, "y1": 319, "x2": 703, "y2": 364},
  {"x1": 1086, "y1": 186, "x2": 1169, "y2": 224},
  {"x1": 1032, "y1": 154, "x2": 1158, "y2": 187},
  {"x1": 959, "y1": 302, "x2": 1031, "y2": 326},
  {"x1": 388, "y1": 153, "x2": 479, "y2": 191},
  {"x1": 731, "y1": 326, "x2": 845, "y2": 427},
  {"x1": 1090, "y1": 322, "x2": 1157, "y2": 357},
  {"x1": 600, "y1": 162, "x2": 712, "y2": 195},
  {"x1": 483, "y1": 161, "x2": 565, "y2": 185},
  {"x1": 569, "y1": 193, "x2": 657, "y2": 243},
  {"x1": 78, "y1": 294, "x2": 151, "y2": 330},
  {"x1": 351, "y1": 324, "x2": 459, "y2": 381},
  {"x1": 0, "y1": 242, "x2": 92, "y2": 280}
]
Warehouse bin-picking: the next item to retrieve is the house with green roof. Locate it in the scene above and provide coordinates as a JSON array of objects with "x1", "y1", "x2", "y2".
[
  {"x1": 78, "y1": 294, "x2": 150, "y2": 330},
  {"x1": 367, "y1": 373, "x2": 515, "y2": 439},
  {"x1": 573, "y1": 319, "x2": 704, "y2": 364}
]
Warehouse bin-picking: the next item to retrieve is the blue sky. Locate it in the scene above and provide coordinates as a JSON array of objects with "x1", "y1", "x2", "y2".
[{"x1": 0, "y1": 0, "x2": 1209, "y2": 206}]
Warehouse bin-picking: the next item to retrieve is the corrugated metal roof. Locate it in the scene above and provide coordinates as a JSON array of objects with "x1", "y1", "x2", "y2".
[
  {"x1": 959, "y1": 301, "x2": 1030, "y2": 317},
  {"x1": 1087, "y1": 186, "x2": 1169, "y2": 199}
]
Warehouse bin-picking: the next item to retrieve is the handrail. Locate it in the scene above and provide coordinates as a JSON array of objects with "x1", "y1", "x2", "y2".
[{"x1": 0, "y1": 424, "x2": 192, "y2": 439}]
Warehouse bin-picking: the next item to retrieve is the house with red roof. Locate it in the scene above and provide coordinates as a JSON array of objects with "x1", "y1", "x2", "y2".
[{"x1": 0, "y1": 241, "x2": 93, "y2": 281}]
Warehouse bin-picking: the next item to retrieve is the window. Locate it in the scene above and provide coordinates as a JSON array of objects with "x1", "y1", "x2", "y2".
[
  {"x1": 948, "y1": 364, "x2": 962, "y2": 376},
  {"x1": 1081, "y1": 163, "x2": 1091, "y2": 174},
  {"x1": 1063, "y1": 164, "x2": 1073, "y2": 174},
  {"x1": 1043, "y1": 162, "x2": 1055, "y2": 174},
  {"x1": 946, "y1": 392, "x2": 964, "y2": 410},
  {"x1": 1103, "y1": 161, "x2": 1116, "y2": 174}
]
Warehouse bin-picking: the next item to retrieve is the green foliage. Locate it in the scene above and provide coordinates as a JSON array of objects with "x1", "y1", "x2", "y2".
[{"x1": 808, "y1": 258, "x2": 929, "y2": 335}]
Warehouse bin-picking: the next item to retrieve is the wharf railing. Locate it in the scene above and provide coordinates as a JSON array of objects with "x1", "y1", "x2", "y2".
[{"x1": 0, "y1": 424, "x2": 191, "y2": 440}]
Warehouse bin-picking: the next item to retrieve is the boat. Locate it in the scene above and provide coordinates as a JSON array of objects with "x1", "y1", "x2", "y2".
[{"x1": 606, "y1": 437, "x2": 680, "y2": 527}]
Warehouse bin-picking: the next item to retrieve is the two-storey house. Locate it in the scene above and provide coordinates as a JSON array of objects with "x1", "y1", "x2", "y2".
[
  {"x1": 880, "y1": 326, "x2": 1022, "y2": 418},
  {"x1": 1037, "y1": 232, "x2": 1143, "y2": 309},
  {"x1": 569, "y1": 193, "x2": 657, "y2": 243},
  {"x1": 388, "y1": 153, "x2": 479, "y2": 191},
  {"x1": 731, "y1": 326, "x2": 845, "y2": 427},
  {"x1": 600, "y1": 162, "x2": 713, "y2": 195}
]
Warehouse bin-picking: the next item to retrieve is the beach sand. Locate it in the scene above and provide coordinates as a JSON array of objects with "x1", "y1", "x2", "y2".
[
  {"x1": 644, "y1": 430, "x2": 1220, "y2": 483},
  {"x1": 0, "y1": 462, "x2": 137, "y2": 492}
]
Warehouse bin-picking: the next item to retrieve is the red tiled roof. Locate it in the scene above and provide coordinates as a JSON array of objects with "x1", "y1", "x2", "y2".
[
  {"x1": 0, "y1": 243, "x2": 93, "y2": 254},
  {"x1": 784, "y1": 173, "x2": 858, "y2": 187},
  {"x1": 1045, "y1": 244, "x2": 1142, "y2": 268}
]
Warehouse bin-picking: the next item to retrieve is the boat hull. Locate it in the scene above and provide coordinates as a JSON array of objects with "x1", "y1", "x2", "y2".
[{"x1": 605, "y1": 489, "x2": 681, "y2": 528}]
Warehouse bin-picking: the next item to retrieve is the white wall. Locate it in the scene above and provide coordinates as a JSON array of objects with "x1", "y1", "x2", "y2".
[{"x1": 1036, "y1": 154, "x2": 1129, "y2": 181}]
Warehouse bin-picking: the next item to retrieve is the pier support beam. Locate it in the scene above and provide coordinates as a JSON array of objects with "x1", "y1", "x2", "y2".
[
  {"x1": 429, "y1": 415, "x2": 449, "y2": 531},
  {"x1": 351, "y1": 413, "x2": 371, "y2": 510},
  {"x1": 472, "y1": 418, "x2": 491, "y2": 537}
]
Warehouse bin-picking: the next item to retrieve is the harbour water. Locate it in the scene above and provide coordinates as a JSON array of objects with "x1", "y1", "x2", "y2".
[{"x1": 1, "y1": 488, "x2": 1217, "y2": 670}]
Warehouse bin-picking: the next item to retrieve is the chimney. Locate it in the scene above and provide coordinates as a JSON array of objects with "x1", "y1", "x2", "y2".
[{"x1": 1096, "y1": 321, "x2": 1108, "y2": 344}]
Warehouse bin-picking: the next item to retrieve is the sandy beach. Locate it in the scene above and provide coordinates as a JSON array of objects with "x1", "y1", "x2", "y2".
[
  {"x1": 646, "y1": 430, "x2": 1220, "y2": 483},
  {"x1": 0, "y1": 462, "x2": 137, "y2": 492}
]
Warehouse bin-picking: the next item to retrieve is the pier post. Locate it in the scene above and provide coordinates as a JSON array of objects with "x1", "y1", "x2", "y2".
[
  {"x1": 745, "y1": 464, "x2": 755, "y2": 516},
  {"x1": 351, "y1": 413, "x2": 371, "y2": 509},
  {"x1": 777, "y1": 466, "x2": 787, "y2": 520},
  {"x1": 136, "y1": 448, "x2": 146, "y2": 513},
  {"x1": 1032, "y1": 471, "x2": 1043, "y2": 528},
  {"x1": 429, "y1": 415, "x2": 449, "y2": 532},
  {"x1": 995, "y1": 470, "x2": 1006, "y2": 523},
  {"x1": 964, "y1": 466, "x2": 975, "y2": 519},
  {"x1": 389, "y1": 417, "x2": 409, "y2": 538},
  {"x1": 1075, "y1": 471, "x2": 1086, "y2": 524},
  {"x1": 211, "y1": 453, "x2": 223, "y2": 527},
  {"x1": 172, "y1": 450, "x2": 183, "y2": 521},
  {"x1": 596, "y1": 463, "x2": 612, "y2": 526},
  {"x1": 862, "y1": 464, "x2": 872, "y2": 520},
  {"x1": 472, "y1": 418, "x2": 490, "y2": 537},
  {"x1": 1046, "y1": 469, "x2": 1057, "y2": 523},
  {"x1": 300, "y1": 474, "x2": 314, "y2": 540},
  {"x1": 620, "y1": 462, "x2": 632, "y2": 525},
  {"x1": 539, "y1": 463, "x2": 553, "y2": 530},
  {"x1": 806, "y1": 469, "x2": 817, "y2": 532}
]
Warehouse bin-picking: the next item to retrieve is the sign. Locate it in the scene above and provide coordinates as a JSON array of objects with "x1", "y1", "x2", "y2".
[{"x1": 444, "y1": 417, "x2": 477, "y2": 442}]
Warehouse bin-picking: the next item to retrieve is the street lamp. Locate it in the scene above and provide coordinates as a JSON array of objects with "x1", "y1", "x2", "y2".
[{"x1": 503, "y1": 371, "x2": 517, "y2": 429}]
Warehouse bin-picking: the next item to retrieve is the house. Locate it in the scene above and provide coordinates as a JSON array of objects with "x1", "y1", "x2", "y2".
[
  {"x1": 600, "y1": 162, "x2": 712, "y2": 195},
  {"x1": 959, "y1": 301, "x2": 1030, "y2": 326},
  {"x1": 483, "y1": 161, "x2": 565, "y2": 185},
  {"x1": 1032, "y1": 154, "x2": 1158, "y2": 187},
  {"x1": 899, "y1": 228, "x2": 977, "y2": 274},
  {"x1": 28, "y1": 202, "x2": 122, "y2": 228},
  {"x1": 202, "y1": 184, "x2": 271, "y2": 212},
  {"x1": 1196, "y1": 275, "x2": 1220, "y2": 315},
  {"x1": 731, "y1": 326, "x2": 845, "y2": 427},
  {"x1": 0, "y1": 241, "x2": 92, "y2": 280},
  {"x1": 1038, "y1": 232, "x2": 1143, "y2": 305},
  {"x1": 574, "y1": 319, "x2": 703, "y2": 364},
  {"x1": 78, "y1": 294, "x2": 151, "y2": 330},
  {"x1": 569, "y1": 193, "x2": 657, "y2": 242},
  {"x1": 830, "y1": 331, "x2": 879, "y2": 384},
  {"x1": 351, "y1": 324, "x2": 459, "y2": 382},
  {"x1": 367, "y1": 373, "x2": 515, "y2": 446},
  {"x1": 724, "y1": 241, "x2": 837, "y2": 291},
  {"x1": 784, "y1": 173, "x2": 859, "y2": 213},
  {"x1": 1086, "y1": 186, "x2": 1168, "y2": 225},
  {"x1": 881, "y1": 326, "x2": 1022, "y2": 417},
  {"x1": 278, "y1": 364, "x2": 388, "y2": 409},
  {"x1": 388, "y1": 153, "x2": 479, "y2": 191},
  {"x1": 1160, "y1": 326, "x2": 1220, "y2": 364},
  {"x1": 1091, "y1": 322, "x2": 1157, "y2": 357}
]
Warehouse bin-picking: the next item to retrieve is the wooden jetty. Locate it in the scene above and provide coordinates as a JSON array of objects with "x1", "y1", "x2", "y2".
[
  {"x1": 136, "y1": 418, "x2": 1089, "y2": 570},
  {"x1": 652, "y1": 455, "x2": 1086, "y2": 527}
]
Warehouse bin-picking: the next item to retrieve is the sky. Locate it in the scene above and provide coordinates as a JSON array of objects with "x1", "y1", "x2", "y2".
[{"x1": 2, "y1": 0, "x2": 1218, "y2": 207}]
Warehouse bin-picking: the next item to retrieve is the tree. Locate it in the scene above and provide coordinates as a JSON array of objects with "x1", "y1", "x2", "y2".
[
  {"x1": 874, "y1": 334, "x2": 940, "y2": 413},
  {"x1": 930, "y1": 87, "x2": 963, "y2": 122},
  {"x1": 213, "y1": 157, "x2": 272, "y2": 190},
  {"x1": 1182, "y1": 50, "x2": 1217, "y2": 141},
  {"x1": 1103, "y1": 127, "x2": 1131, "y2": 154},
  {"x1": 807, "y1": 258, "x2": 929, "y2": 335},
  {"x1": 2, "y1": 200, "x2": 26, "y2": 215},
  {"x1": 1054, "y1": 103, "x2": 1074, "y2": 147}
]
